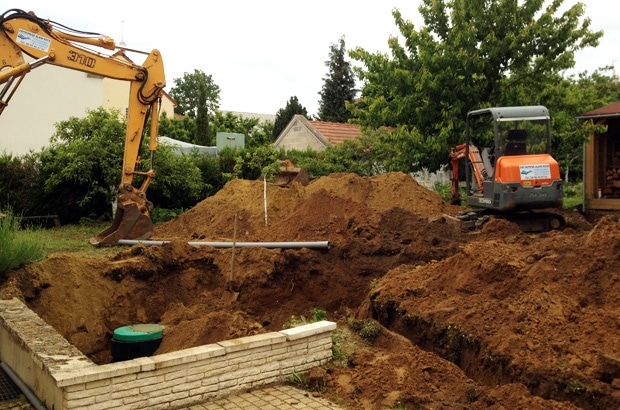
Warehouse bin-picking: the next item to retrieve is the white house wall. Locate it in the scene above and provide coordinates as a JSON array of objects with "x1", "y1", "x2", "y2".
[
  {"x1": 275, "y1": 118, "x2": 326, "y2": 152},
  {"x1": 0, "y1": 64, "x2": 103, "y2": 156},
  {"x1": 0, "y1": 62, "x2": 176, "y2": 157},
  {"x1": 102, "y1": 76, "x2": 130, "y2": 114}
]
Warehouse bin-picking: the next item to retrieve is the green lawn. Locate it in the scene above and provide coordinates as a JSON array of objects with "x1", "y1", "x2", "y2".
[{"x1": 15, "y1": 222, "x2": 124, "y2": 257}]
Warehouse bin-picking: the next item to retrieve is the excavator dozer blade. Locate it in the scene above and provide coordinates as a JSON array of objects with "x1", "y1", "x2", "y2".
[
  {"x1": 273, "y1": 167, "x2": 310, "y2": 187},
  {"x1": 89, "y1": 202, "x2": 153, "y2": 246}
]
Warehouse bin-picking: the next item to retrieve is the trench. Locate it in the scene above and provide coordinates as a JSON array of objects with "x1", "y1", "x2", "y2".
[{"x1": 369, "y1": 297, "x2": 616, "y2": 410}]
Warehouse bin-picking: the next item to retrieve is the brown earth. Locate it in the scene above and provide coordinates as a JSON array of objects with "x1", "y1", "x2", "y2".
[{"x1": 2, "y1": 172, "x2": 620, "y2": 409}]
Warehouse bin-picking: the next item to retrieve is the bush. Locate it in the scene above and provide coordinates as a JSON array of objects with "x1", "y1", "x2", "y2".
[
  {"x1": 0, "y1": 151, "x2": 47, "y2": 216},
  {"x1": 347, "y1": 317, "x2": 381, "y2": 342},
  {"x1": 150, "y1": 208, "x2": 185, "y2": 224},
  {"x1": 0, "y1": 210, "x2": 44, "y2": 277}
]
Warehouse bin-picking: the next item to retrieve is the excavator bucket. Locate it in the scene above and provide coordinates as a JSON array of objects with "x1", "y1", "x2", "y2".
[
  {"x1": 271, "y1": 160, "x2": 310, "y2": 187},
  {"x1": 89, "y1": 201, "x2": 153, "y2": 246}
]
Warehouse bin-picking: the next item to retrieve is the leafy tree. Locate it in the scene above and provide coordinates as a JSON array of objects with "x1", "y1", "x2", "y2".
[
  {"x1": 211, "y1": 111, "x2": 274, "y2": 148},
  {"x1": 246, "y1": 120, "x2": 274, "y2": 148},
  {"x1": 277, "y1": 127, "x2": 398, "y2": 180},
  {"x1": 157, "y1": 112, "x2": 195, "y2": 143},
  {"x1": 40, "y1": 107, "x2": 204, "y2": 223},
  {"x1": 146, "y1": 138, "x2": 204, "y2": 209},
  {"x1": 539, "y1": 68, "x2": 620, "y2": 181},
  {"x1": 349, "y1": 0, "x2": 603, "y2": 172},
  {"x1": 41, "y1": 107, "x2": 126, "y2": 222},
  {"x1": 195, "y1": 75, "x2": 210, "y2": 145},
  {"x1": 317, "y1": 36, "x2": 357, "y2": 123},
  {"x1": 192, "y1": 154, "x2": 226, "y2": 198},
  {"x1": 212, "y1": 111, "x2": 257, "y2": 135},
  {"x1": 169, "y1": 70, "x2": 220, "y2": 144},
  {"x1": 272, "y1": 96, "x2": 309, "y2": 140},
  {"x1": 158, "y1": 109, "x2": 275, "y2": 152},
  {"x1": 219, "y1": 145, "x2": 285, "y2": 181}
]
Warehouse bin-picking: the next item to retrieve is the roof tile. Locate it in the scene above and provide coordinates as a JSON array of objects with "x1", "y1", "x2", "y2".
[
  {"x1": 309, "y1": 121, "x2": 360, "y2": 146},
  {"x1": 580, "y1": 102, "x2": 620, "y2": 118}
]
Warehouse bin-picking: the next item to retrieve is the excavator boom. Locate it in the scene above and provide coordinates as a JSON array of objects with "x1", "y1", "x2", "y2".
[{"x1": 0, "y1": 9, "x2": 166, "y2": 245}]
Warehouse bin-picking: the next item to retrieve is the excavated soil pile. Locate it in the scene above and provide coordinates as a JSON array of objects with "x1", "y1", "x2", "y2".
[{"x1": 1, "y1": 172, "x2": 617, "y2": 409}]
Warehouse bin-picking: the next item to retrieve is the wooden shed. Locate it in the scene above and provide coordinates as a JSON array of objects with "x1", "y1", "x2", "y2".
[{"x1": 578, "y1": 102, "x2": 620, "y2": 210}]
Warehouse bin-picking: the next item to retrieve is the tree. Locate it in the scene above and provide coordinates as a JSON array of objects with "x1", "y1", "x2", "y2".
[
  {"x1": 0, "y1": 152, "x2": 46, "y2": 216},
  {"x1": 317, "y1": 36, "x2": 357, "y2": 123},
  {"x1": 536, "y1": 68, "x2": 620, "y2": 181},
  {"x1": 349, "y1": 0, "x2": 602, "y2": 172},
  {"x1": 169, "y1": 69, "x2": 220, "y2": 144},
  {"x1": 211, "y1": 111, "x2": 274, "y2": 148},
  {"x1": 41, "y1": 108, "x2": 127, "y2": 222},
  {"x1": 272, "y1": 96, "x2": 309, "y2": 140},
  {"x1": 195, "y1": 76, "x2": 210, "y2": 145},
  {"x1": 40, "y1": 108, "x2": 204, "y2": 223},
  {"x1": 158, "y1": 112, "x2": 195, "y2": 143}
]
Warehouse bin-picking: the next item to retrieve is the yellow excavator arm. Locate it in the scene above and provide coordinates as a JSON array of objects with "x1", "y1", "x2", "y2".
[{"x1": 0, "y1": 9, "x2": 166, "y2": 245}]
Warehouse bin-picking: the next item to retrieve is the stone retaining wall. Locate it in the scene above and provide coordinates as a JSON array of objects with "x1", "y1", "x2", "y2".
[{"x1": 0, "y1": 298, "x2": 336, "y2": 410}]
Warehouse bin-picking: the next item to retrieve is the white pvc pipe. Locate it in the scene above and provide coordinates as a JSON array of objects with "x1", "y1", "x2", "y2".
[
  {"x1": 264, "y1": 174, "x2": 268, "y2": 226},
  {"x1": 118, "y1": 239, "x2": 330, "y2": 249}
]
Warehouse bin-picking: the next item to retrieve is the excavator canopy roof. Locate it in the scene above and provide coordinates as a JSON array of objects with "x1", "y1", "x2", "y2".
[{"x1": 467, "y1": 106, "x2": 550, "y2": 122}]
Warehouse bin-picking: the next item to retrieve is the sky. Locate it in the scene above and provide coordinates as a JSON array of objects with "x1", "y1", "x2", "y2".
[{"x1": 11, "y1": 1, "x2": 620, "y2": 117}]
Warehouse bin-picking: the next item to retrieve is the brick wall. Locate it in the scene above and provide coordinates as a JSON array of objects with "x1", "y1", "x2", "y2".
[{"x1": 0, "y1": 298, "x2": 336, "y2": 410}]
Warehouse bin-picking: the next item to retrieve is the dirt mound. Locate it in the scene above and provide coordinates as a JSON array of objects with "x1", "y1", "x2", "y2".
[
  {"x1": 365, "y1": 217, "x2": 618, "y2": 409},
  {"x1": 1, "y1": 172, "x2": 615, "y2": 409},
  {"x1": 155, "y1": 172, "x2": 462, "y2": 244}
]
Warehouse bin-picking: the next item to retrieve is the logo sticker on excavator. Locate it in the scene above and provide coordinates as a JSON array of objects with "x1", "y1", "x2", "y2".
[
  {"x1": 519, "y1": 164, "x2": 550, "y2": 180},
  {"x1": 16, "y1": 29, "x2": 51, "y2": 52}
]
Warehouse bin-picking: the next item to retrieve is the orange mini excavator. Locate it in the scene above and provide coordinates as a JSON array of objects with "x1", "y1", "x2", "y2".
[{"x1": 449, "y1": 106, "x2": 565, "y2": 232}]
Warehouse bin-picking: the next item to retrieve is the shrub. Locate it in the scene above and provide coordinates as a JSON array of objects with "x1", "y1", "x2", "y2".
[
  {"x1": 347, "y1": 317, "x2": 381, "y2": 342},
  {"x1": 282, "y1": 308, "x2": 327, "y2": 329}
]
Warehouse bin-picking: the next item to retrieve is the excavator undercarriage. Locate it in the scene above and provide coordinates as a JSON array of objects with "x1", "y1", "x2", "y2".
[{"x1": 450, "y1": 209, "x2": 566, "y2": 233}]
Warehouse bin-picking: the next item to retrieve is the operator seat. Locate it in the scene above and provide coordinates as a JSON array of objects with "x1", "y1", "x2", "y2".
[{"x1": 503, "y1": 129, "x2": 527, "y2": 156}]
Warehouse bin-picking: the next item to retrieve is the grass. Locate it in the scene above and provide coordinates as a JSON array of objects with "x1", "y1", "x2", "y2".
[
  {"x1": 562, "y1": 181, "x2": 583, "y2": 209},
  {"x1": 331, "y1": 327, "x2": 360, "y2": 367},
  {"x1": 16, "y1": 222, "x2": 123, "y2": 256},
  {"x1": 0, "y1": 210, "x2": 45, "y2": 276},
  {"x1": 1, "y1": 220, "x2": 124, "y2": 278}
]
